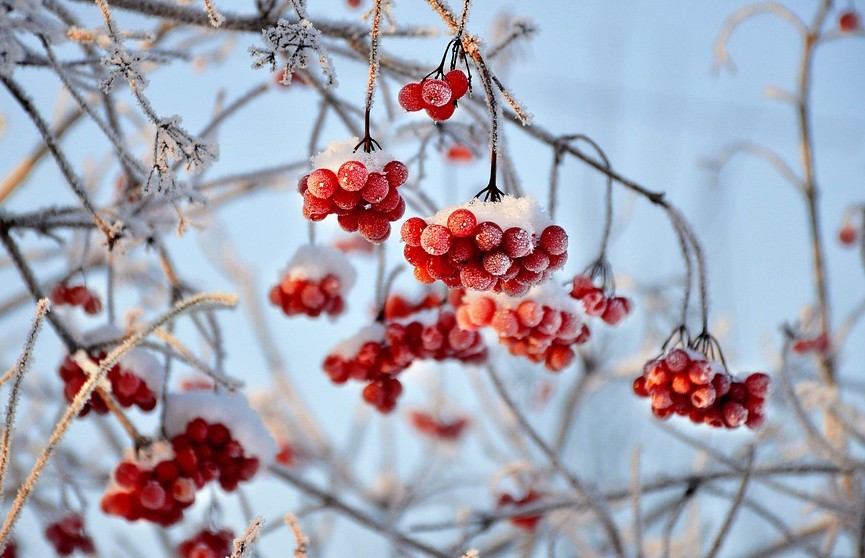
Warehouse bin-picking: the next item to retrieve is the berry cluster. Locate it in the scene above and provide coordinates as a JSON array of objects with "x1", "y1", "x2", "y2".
[
  {"x1": 100, "y1": 449, "x2": 197, "y2": 526},
  {"x1": 269, "y1": 245, "x2": 356, "y2": 319},
  {"x1": 454, "y1": 283, "x2": 588, "y2": 371},
  {"x1": 496, "y1": 490, "x2": 542, "y2": 531},
  {"x1": 398, "y1": 69, "x2": 469, "y2": 122},
  {"x1": 387, "y1": 307, "x2": 488, "y2": 364},
  {"x1": 301, "y1": 138, "x2": 408, "y2": 244},
  {"x1": 177, "y1": 528, "x2": 234, "y2": 558},
  {"x1": 408, "y1": 410, "x2": 469, "y2": 441},
  {"x1": 401, "y1": 197, "x2": 568, "y2": 294},
  {"x1": 569, "y1": 275, "x2": 632, "y2": 326},
  {"x1": 323, "y1": 295, "x2": 487, "y2": 412},
  {"x1": 632, "y1": 348, "x2": 769, "y2": 430},
  {"x1": 58, "y1": 346, "x2": 162, "y2": 416},
  {"x1": 50, "y1": 283, "x2": 102, "y2": 315},
  {"x1": 103, "y1": 393, "x2": 276, "y2": 525},
  {"x1": 44, "y1": 514, "x2": 95, "y2": 556}
]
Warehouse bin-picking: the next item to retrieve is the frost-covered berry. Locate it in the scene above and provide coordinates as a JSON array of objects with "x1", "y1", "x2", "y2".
[
  {"x1": 177, "y1": 529, "x2": 234, "y2": 558},
  {"x1": 426, "y1": 102, "x2": 456, "y2": 122},
  {"x1": 398, "y1": 82, "x2": 425, "y2": 112},
  {"x1": 445, "y1": 69, "x2": 469, "y2": 99}
]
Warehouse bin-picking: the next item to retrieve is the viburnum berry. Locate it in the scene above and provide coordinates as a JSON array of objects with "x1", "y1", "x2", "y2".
[
  {"x1": 496, "y1": 490, "x2": 543, "y2": 531},
  {"x1": 633, "y1": 345, "x2": 770, "y2": 430},
  {"x1": 177, "y1": 528, "x2": 234, "y2": 558},
  {"x1": 569, "y1": 274, "x2": 632, "y2": 326},
  {"x1": 792, "y1": 333, "x2": 829, "y2": 354},
  {"x1": 50, "y1": 283, "x2": 103, "y2": 315},
  {"x1": 270, "y1": 245, "x2": 356, "y2": 319},
  {"x1": 445, "y1": 144, "x2": 474, "y2": 163},
  {"x1": 421, "y1": 78, "x2": 452, "y2": 107},
  {"x1": 839, "y1": 10, "x2": 861, "y2": 32},
  {"x1": 839, "y1": 223, "x2": 858, "y2": 246},
  {"x1": 301, "y1": 139, "x2": 409, "y2": 244},
  {"x1": 44, "y1": 514, "x2": 95, "y2": 556},
  {"x1": 402, "y1": 196, "x2": 568, "y2": 293},
  {"x1": 445, "y1": 69, "x2": 470, "y2": 99}
]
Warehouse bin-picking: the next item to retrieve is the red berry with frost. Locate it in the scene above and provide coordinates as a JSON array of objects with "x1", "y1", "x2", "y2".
[
  {"x1": 570, "y1": 275, "x2": 594, "y2": 299},
  {"x1": 398, "y1": 82, "x2": 425, "y2": 112},
  {"x1": 307, "y1": 168, "x2": 339, "y2": 199},
  {"x1": 601, "y1": 296, "x2": 630, "y2": 326},
  {"x1": 540, "y1": 225, "x2": 568, "y2": 256},
  {"x1": 460, "y1": 265, "x2": 496, "y2": 291},
  {"x1": 384, "y1": 160, "x2": 409, "y2": 187},
  {"x1": 337, "y1": 160, "x2": 368, "y2": 191},
  {"x1": 421, "y1": 78, "x2": 453, "y2": 107},
  {"x1": 401, "y1": 218, "x2": 426, "y2": 246},
  {"x1": 722, "y1": 401, "x2": 748, "y2": 428},
  {"x1": 581, "y1": 289, "x2": 607, "y2": 316},
  {"x1": 474, "y1": 222, "x2": 504, "y2": 252},
  {"x1": 420, "y1": 224, "x2": 453, "y2": 256},
  {"x1": 358, "y1": 212, "x2": 391, "y2": 243},
  {"x1": 745, "y1": 372, "x2": 770, "y2": 398},
  {"x1": 447, "y1": 208, "x2": 478, "y2": 238},
  {"x1": 501, "y1": 228, "x2": 531, "y2": 259},
  {"x1": 664, "y1": 348, "x2": 691, "y2": 373},
  {"x1": 361, "y1": 173, "x2": 389, "y2": 203}
]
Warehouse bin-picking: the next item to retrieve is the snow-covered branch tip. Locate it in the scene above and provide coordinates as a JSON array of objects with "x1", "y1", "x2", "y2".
[
  {"x1": 249, "y1": 18, "x2": 337, "y2": 87},
  {"x1": 230, "y1": 516, "x2": 264, "y2": 558},
  {"x1": 147, "y1": 114, "x2": 219, "y2": 193}
]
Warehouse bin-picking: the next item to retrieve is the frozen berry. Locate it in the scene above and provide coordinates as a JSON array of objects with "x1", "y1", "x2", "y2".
[{"x1": 398, "y1": 82, "x2": 425, "y2": 112}]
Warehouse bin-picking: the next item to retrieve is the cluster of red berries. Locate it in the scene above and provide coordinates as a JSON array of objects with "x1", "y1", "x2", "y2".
[
  {"x1": 50, "y1": 283, "x2": 102, "y2": 315},
  {"x1": 44, "y1": 514, "x2": 95, "y2": 556},
  {"x1": 102, "y1": 419, "x2": 260, "y2": 525},
  {"x1": 300, "y1": 145, "x2": 408, "y2": 244},
  {"x1": 496, "y1": 490, "x2": 542, "y2": 531},
  {"x1": 177, "y1": 528, "x2": 234, "y2": 558},
  {"x1": 632, "y1": 348, "x2": 769, "y2": 430},
  {"x1": 398, "y1": 70, "x2": 470, "y2": 122},
  {"x1": 269, "y1": 274, "x2": 347, "y2": 318},
  {"x1": 58, "y1": 352, "x2": 158, "y2": 416},
  {"x1": 840, "y1": 10, "x2": 860, "y2": 32},
  {"x1": 453, "y1": 286, "x2": 588, "y2": 371},
  {"x1": 322, "y1": 324, "x2": 414, "y2": 413},
  {"x1": 408, "y1": 410, "x2": 469, "y2": 441},
  {"x1": 401, "y1": 200, "x2": 569, "y2": 294},
  {"x1": 569, "y1": 275, "x2": 632, "y2": 326},
  {"x1": 101, "y1": 453, "x2": 196, "y2": 526},
  {"x1": 323, "y1": 295, "x2": 487, "y2": 412}
]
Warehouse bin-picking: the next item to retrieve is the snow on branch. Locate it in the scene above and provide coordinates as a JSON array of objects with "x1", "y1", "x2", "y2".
[{"x1": 248, "y1": 18, "x2": 337, "y2": 87}]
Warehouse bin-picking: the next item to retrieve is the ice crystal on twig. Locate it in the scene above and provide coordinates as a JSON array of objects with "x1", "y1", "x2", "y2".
[
  {"x1": 249, "y1": 19, "x2": 337, "y2": 87},
  {"x1": 145, "y1": 115, "x2": 219, "y2": 193},
  {"x1": 99, "y1": 43, "x2": 151, "y2": 93}
]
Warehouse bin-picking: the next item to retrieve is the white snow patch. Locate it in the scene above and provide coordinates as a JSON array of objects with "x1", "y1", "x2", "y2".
[
  {"x1": 165, "y1": 391, "x2": 278, "y2": 466},
  {"x1": 426, "y1": 195, "x2": 553, "y2": 238},
  {"x1": 329, "y1": 323, "x2": 386, "y2": 359},
  {"x1": 282, "y1": 244, "x2": 357, "y2": 289},
  {"x1": 311, "y1": 137, "x2": 396, "y2": 175},
  {"x1": 390, "y1": 308, "x2": 441, "y2": 328}
]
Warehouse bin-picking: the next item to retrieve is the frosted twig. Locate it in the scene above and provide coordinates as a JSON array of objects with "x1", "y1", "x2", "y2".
[
  {"x1": 284, "y1": 514, "x2": 309, "y2": 558},
  {"x1": 153, "y1": 328, "x2": 244, "y2": 390},
  {"x1": 230, "y1": 516, "x2": 264, "y2": 558},
  {"x1": 712, "y1": 2, "x2": 807, "y2": 74},
  {"x1": 203, "y1": 0, "x2": 224, "y2": 27},
  {"x1": 0, "y1": 299, "x2": 49, "y2": 505}
]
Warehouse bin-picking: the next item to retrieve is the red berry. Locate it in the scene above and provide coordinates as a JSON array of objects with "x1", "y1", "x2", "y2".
[
  {"x1": 398, "y1": 82, "x2": 425, "y2": 112},
  {"x1": 501, "y1": 228, "x2": 532, "y2": 258},
  {"x1": 421, "y1": 78, "x2": 452, "y2": 107},
  {"x1": 601, "y1": 296, "x2": 630, "y2": 326},
  {"x1": 570, "y1": 275, "x2": 595, "y2": 299},
  {"x1": 722, "y1": 401, "x2": 748, "y2": 428},
  {"x1": 337, "y1": 160, "x2": 368, "y2": 191},
  {"x1": 744, "y1": 372, "x2": 771, "y2": 398},
  {"x1": 840, "y1": 10, "x2": 860, "y2": 32},
  {"x1": 482, "y1": 251, "x2": 512, "y2": 276},
  {"x1": 467, "y1": 297, "x2": 496, "y2": 326},
  {"x1": 114, "y1": 461, "x2": 141, "y2": 488},
  {"x1": 383, "y1": 160, "x2": 409, "y2": 187},
  {"x1": 839, "y1": 224, "x2": 857, "y2": 246},
  {"x1": 582, "y1": 289, "x2": 607, "y2": 316},
  {"x1": 332, "y1": 188, "x2": 361, "y2": 210},
  {"x1": 539, "y1": 225, "x2": 568, "y2": 256},
  {"x1": 426, "y1": 102, "x2": 456, "y2": 122},
  {"x1": 445, "y1": 69, "x2": 469, "y2": 99},
  {"x1": 687, "y1": 360, "x2": 715, "y2": 385},
  {"x1": 361, "y1": 173, "x2": 389, "y2": 203},
  {"x1": 460, "y1": 265, "x2": 496, "y2": 291},
  {"x1": 420, "y1": 224, "x2": 452, "y2": 256},
  {"x1": 358, "y1": 211, "x2": 391, "y2": 243},
  {"x1": 307, "y1": 168, "x2": 339, "y2": 199},
  {"x1": 401, "y1": 218, "x2": 426, "y2": 246},
  {"x1": 474, "y1": 222, "x2": 504, "y2": 252},
  {"x1": 690, "y1": 385, "x2": 716, "y2": 409},
  {"x1": 447, "y1": 208, "x2": 477, "y2": 238},
  {"x1": 633, "y1": 376, "x2": 649, "y2": 397},
  {"x1": 664, "y1": 349, "x2": 691, "y2": 373}
]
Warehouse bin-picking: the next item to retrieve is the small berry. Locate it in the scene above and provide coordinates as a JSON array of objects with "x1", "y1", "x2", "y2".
[
  {"x1": 839, "y1": 223, "x2": 858, "y2": 246},
  {"x1": 447, "y1": 208, "x2": 478, "y2": 238},
  {"x1": 337, "y1": 160, "x2": 368, "y2": 191},
  {"x1": 839, "y1": 10, "x2": 860, "y2": 32},
  {"x1": 445, "y1": 69, "x2": 469, "y2": 99},
  {"x1": 398, "y1": 82, "x2": 425, "y2": 112},
  {"x1": 426, "y1": 102, "x2": 456, "y2": 122},
  {"x1": 420, "y1": 224, "x2": 453, "y2": 256},
  {"x1": 421, "y1": 79, "x2": 453, "y2": 107}
]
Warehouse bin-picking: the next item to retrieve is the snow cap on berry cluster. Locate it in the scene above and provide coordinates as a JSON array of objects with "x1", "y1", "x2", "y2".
[
  {"x1": 427, "y1": 196, "x2": 553, "y2": 239},
  {"x1": 462, "y1": 281, "x2": 580, "y2": 314},
  {"x1": 165, "y1": 392, "x2": 278, "y2": 465},
  {"x1": 329, "y1": 323, "x2": 386, "y2": 358},
  {"x1": 83, "y1": 325, "x2": 166, "y2": 393},
  {"x1": 311, "y1": 138, "x2": 397, "y2": 175},
  {"x1": 281, "y1": 244, "x2": 357, "y2": 289}
]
